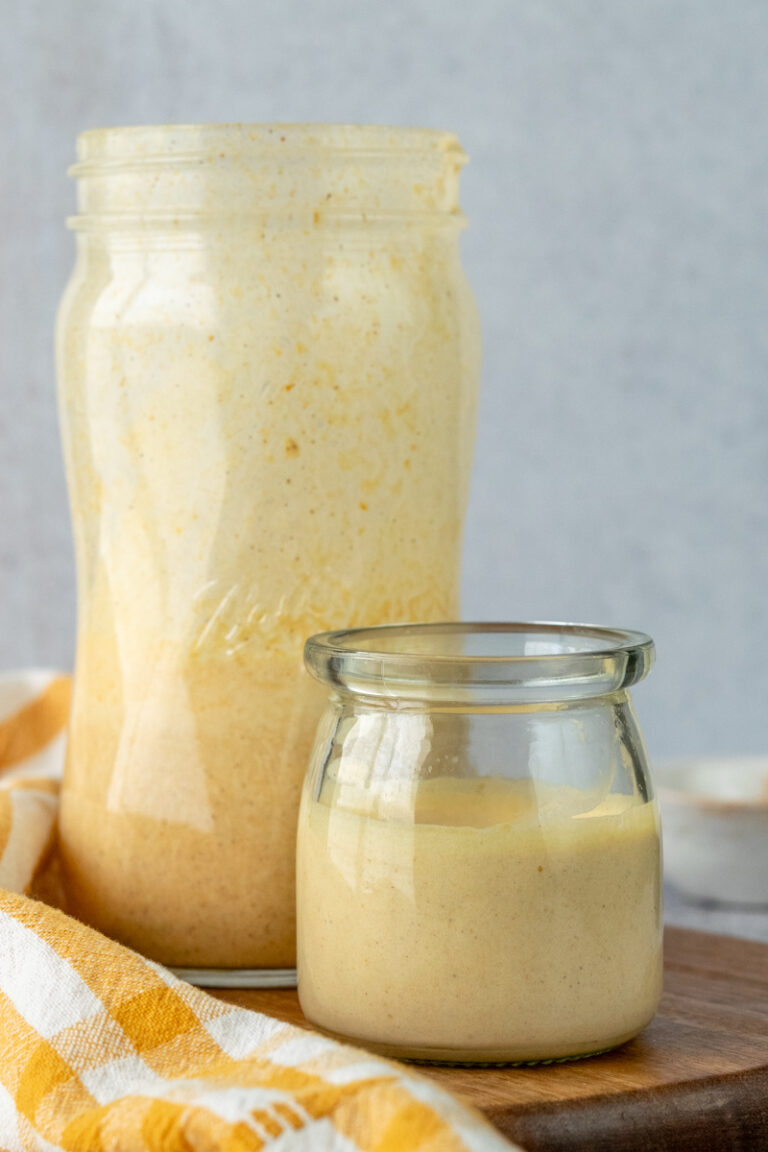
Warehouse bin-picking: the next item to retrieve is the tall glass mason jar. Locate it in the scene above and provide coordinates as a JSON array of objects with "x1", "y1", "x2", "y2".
[
  {"x1": 56, "y1": 124, "x2": 479, "y2": 983},
  {"x1": 297, "y1": 622, "x2": 662, "y2": 1063}
]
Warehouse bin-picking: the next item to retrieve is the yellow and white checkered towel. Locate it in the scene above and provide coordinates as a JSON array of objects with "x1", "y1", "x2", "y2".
[{"x1": 0, "y1": 671, "x2": 520, "y2": 1152}]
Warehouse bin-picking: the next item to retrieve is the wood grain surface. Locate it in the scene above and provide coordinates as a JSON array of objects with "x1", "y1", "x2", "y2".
[{"x1": 210, "y1": 927, "x2": 768, "y2": 1151}]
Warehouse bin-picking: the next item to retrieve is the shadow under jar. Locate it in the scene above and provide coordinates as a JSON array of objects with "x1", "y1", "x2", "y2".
[
  {"x1": 56, "y1": 124, "x2": 479, "y2": 986},
  {"x1": 297, "y1": 622, "x2": 662, "y2": 1064}
]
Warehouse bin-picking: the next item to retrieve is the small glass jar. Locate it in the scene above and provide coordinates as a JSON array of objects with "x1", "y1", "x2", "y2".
[{"x1": 297, "y1": 622, "x2": 662, "y2": 1064}]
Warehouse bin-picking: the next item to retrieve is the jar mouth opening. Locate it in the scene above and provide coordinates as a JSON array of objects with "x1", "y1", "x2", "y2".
[
  {"x1": 69, "y1": 123, "x2": 466, "y2": 231},
  {"x1": 72, "y1": 122, "x2": 464, "y2": 166},
  {"x1": 305, "y1": 622, "x2": 654, "y2": 704}
]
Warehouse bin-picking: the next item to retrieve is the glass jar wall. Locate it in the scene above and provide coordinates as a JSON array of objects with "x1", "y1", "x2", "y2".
[
  {"x1": 56, "y1": 125, "x2": 480, "y2": 982},
  {"x1": 297, "y1": 622, "x2": 662, "y2": 1062}
]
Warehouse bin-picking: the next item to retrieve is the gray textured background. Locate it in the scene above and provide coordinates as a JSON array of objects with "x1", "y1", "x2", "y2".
[{"x1": 1, "y1": 0, "x2": 767, "y2": 757}]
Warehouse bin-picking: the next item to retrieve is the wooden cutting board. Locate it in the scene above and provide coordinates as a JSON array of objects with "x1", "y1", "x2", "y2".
[{"x1": 210, "y1": 927, "x2": 768, "y2": 1151}]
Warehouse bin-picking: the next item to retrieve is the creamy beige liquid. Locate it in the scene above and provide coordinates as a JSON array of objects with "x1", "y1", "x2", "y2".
[
  {"x1": 56, "y1": 125, "x2": 479, "y2": 968},
  {"x1": 297, "y1": 776, "x2": 662, "y2": 1062}
]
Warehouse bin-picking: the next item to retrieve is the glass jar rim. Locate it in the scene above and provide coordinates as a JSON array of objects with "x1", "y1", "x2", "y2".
[
  {"x1": 304, "y1": 621, "x2": 655, "y2": 705},
  {"x1": 67, "y1": 123, "x2": 466, "y2": 232},
  {"x1": 72, "y1": 122, "x2": 463, "y2": 163}
]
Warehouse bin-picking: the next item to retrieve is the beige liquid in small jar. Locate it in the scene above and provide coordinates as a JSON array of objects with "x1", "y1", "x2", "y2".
[
  {"x1": 298, "y1": 775, "x2": 662, "y2": 1063},
  {"x1": 296, "y1": 622, "x2": 663, "y2": 1063}
]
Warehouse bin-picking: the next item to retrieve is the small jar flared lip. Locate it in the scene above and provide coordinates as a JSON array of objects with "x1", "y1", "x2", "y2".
[{"x1": 304, "y1": 621, "x2": 655, "y2": 705}]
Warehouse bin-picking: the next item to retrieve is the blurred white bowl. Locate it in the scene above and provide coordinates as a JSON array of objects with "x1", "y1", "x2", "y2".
[{"x1": 655, "y1": 757, "x2": 768, "y2": 906}]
